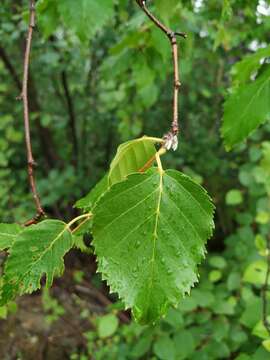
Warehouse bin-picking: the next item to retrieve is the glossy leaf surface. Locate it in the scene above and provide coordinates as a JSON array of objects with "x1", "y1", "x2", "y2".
[
  {"x1": 0, "y1": 224, "x2": 22, "y2": 251},
  {"x1": 0, "y1": 220, "x2": 73, "y2": 305},
  {"x1": 93, "y1": 168, "x2": 214, "y2": 323}
]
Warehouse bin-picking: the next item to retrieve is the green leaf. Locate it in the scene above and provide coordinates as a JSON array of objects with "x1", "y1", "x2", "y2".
[
  {"x1": 214, "y1": 298, "x2": 235, "y2": 315},
  {"x1": 262, "y1": 339, "x2": 270, "y2": 352},
  {"x1": 209, "y1": 270, "x2": 222, "y2": 283},
  {"x1": 253, "y1": 319, "x2": 270, "y2": 340},
  {"x1": 93, "y1": 168, "x2": 214, "y2": 323},
  {"x1": 205, "y1": 340, "x2": 230, "y2": 359},
  {"x1": 222, "y1": 66, "x2": 270, "y2": 148},
  {"x1": 76, "y1": 136, "x2": 162, "y2": 212},
  {"x1": 37, "y1": 0, "x2": 59, "y2": 38},
  {"x1": 209, "y1": 255, "x2": 227, "y2": 269},
  {"x1": 108, "y1": 136, "x2": 162, "y2": 186},
  {"x1": 255, "y1": 234, "x2": 267, "y2": 254},
  {"x1": 0, "y1": 223, "x2": 22, "y2": 251},
  {"x1": 253, "y1": 347, "x2": 270, "y2": 360},
  {"x1": 227, "y1": 272, "x2": 241, "y2": 291},
  {"x1": 0, "y1": 220, "x2": 73, "y2": 305},
  {"x1": 163, "y1": 307, "x2": 184, "y2": 328},
  {"x1": 174, "y1": 330, "x2": 195, "y2": 359},
  {"x1": 97, "y1": 313, "x2": 119, "y2": 338},
  {"x1": 235, "y1": 354, "x2": 251, "y2": 360},
  {"x1": 225, "y1": 189, "x2": 243, "y2": 205},
  {"x1": 75, "y1": 174, "x2": 108, "y2": 212},
  {"x1": 232, "y1": 46, "x2": 270, "y2": 85},
  {"x1": 240, "y1": 296, "x2": 262, "y2": 328},
  {"x1": 154, "y1": 335, "x2": 176, "y2": 360},
  {"x1": 243, "y1": 260, "x2": 267, "y2": 285},
  {"x1": 256, "y1": 211, "x2": 270, "y2": 224},
  {"x1": 131, "y1": 332, "x2": 153, "y2": 357},
  {"x1": 73, "y1": 235, "x2": 92, "y2": 254},
  {"x1": 57, "y1": 0, "x2": 114, "y2": 41},
  {"x1": 0, "y1": 306, "x2": 7, "y2": 319}
]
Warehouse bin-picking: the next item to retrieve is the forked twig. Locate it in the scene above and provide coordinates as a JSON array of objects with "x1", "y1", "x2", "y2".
[
  {"x1": 136, "y1": 0, "x2": 187, "y2": 151},
  {"x1": 20, "y1": 0, "x2": 45, "y2": 225}
]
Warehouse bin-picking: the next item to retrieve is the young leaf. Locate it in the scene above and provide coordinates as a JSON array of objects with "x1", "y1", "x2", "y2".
[
  {"x1": 0, "y1": 220, "x2": 73, "y2": 305},
  {"x1": 76, "y1": 137, "x2": 163, "y2": 213},
  {"x1": 93, "y1": 168, "x2": 214, "y2": 323},
  {"x1": 0, "y1": 224, "x2": 22, "y2": 251},
  {"x1": 222, "y1": 66, "x2": 270, "y2": 149},
  {"x1": 108, "y1": 136, "x2": 163, "y2": 186}
]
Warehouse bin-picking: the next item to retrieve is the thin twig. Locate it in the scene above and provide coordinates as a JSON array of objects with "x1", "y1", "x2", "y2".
[
  {"x1": 262, "y1": 235, "x2": 270, "y2": 336},
  {"x1": 75, "y1": 283, "x2": 130, "y2": 324},
  {"x1": 136, "y1": 0, "x2": 186, "y2": 150},
  {"x1": 20, "y1": 0, "x2": 45, "y2": 225}
]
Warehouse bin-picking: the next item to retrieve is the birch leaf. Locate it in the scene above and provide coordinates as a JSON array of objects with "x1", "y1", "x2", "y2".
[
  {"x1": 93, "y1": 168, "x2": 214, "y2": 323},
  {"x1": 222, "y1": 67, "x2": 270, "y2": 148},
  {"x1": 109, "y1": 136, "x2": 163, "y2": 186},
  {"x1": 0, "y1": 224, "x2": 22, "y2": 251},
  {"x1": 0, "y1": 220, "x2": 73, "y2": 305}
]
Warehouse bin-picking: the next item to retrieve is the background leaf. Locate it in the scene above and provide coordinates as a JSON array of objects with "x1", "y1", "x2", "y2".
[
  {"x1": 232, "y1": 46, "x2": 270, "y2": 85},
  {"x1": 225, "y1": 189, "x2": 243, "y2": 205},
  {"x1": 222, "y1": 66, "x2": 270, "y2": 148},
  {"x1": 97, "y1": 313, "x2": 119, "y2": 338},
  {"x1": 57, "y1": 0, "x2": 114, "y2": 41}
]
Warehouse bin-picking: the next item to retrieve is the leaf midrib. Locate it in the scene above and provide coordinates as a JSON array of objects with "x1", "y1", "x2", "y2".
[{"x1": 146, "y1": 169, "x2": 163, "y2": 311}]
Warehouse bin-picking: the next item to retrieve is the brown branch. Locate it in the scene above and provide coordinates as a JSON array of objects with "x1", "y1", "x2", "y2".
[
  {"x1": 135, "y1": 0, "x2": 186, "y2": 150},
  {"x1": 20, "y1": 0, "x2": 45, "y2": 224},
  {"x1": 75, "y1": 283, "x2": 130, "y2": 324},
  {"x1": 262, "y1": 236, "x2": 270, "y2": 336}
]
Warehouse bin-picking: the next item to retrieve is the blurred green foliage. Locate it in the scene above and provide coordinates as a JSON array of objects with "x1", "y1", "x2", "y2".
[{"x1": 0, "y1": 0, "x2": 270, "y2": 358}]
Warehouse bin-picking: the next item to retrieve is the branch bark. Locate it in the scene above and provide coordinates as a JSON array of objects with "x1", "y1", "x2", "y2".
[
  {"x1": 20, "y1": 0, "x2": 45, "y2": 224},
  {"x1": 135, "y1": 0, "x2": 186, "y2": 151}
]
